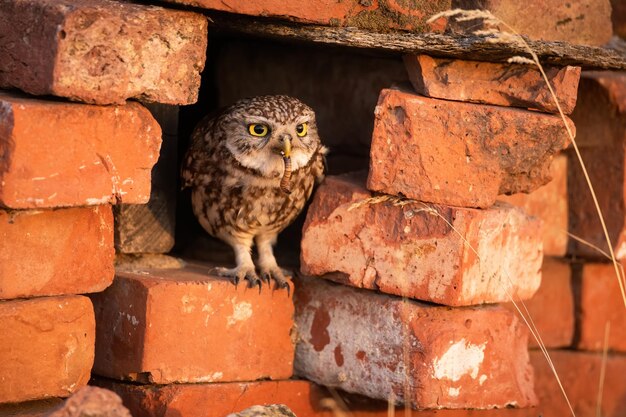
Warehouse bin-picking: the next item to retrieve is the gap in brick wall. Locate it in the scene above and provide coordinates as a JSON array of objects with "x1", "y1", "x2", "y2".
[{"x1": 172, "y1": 33, "x2": 409, "y2": 267}]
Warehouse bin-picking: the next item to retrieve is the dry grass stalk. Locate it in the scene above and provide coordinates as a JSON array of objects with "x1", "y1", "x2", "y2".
[{"x1": 596, "y1": 322, "x2": 611, "y2": 417}]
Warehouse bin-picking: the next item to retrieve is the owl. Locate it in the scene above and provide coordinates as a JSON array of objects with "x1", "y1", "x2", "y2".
[{"x1": 181, "y1": 95, "x2": 327, "y2": 291}]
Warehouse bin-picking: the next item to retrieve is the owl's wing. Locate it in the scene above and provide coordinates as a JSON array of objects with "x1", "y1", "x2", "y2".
[
  {"x1": 180, "y1": 116, "x2": 216, "y2": 189},
  {"x1": 312, "y1": 145, "x2": 329, "y2": 185}
]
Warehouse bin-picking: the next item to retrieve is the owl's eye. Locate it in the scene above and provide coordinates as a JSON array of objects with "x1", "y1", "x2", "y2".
[
  {"x1": 248, "y1": 124, "x2": 269, "y2": 137},
  {"x1": 296, "y1": 123, "x2": 308, "y2": 137}
]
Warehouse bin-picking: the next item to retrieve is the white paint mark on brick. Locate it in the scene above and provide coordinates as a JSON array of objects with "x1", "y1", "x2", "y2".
[
  {"x1": 227, "y1": 301, "x2": 252, "y2": 326},
  {"x1": 448, "y1": 387, "x2": 460, "y2": 397},
  {"x1": 479, "y1": 374, "x2": 488, "y2": 385},
  {"x1": 432, "y1": 339, "x2": 486, "y2": 382},
  {"x1": 86, "y1": 195, "x2": 111, "y2": 205},
  {"x1": 196, "y1": 371, "x2": 223, "y2": 382},
  {"x1": 126, "y1": 314, "x2": 139, "y2": 326},
  {"x1": 181, "y1": 295, "x2": 196, "y2": 313}
]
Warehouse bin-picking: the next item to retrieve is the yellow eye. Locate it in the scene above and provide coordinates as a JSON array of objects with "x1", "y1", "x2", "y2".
[
  {"x1": 248, "y1": 124, "x2": 269, "y2": 137},
  {"x1": 296, "y1": 123, "x2": 308, "y2": 137}
]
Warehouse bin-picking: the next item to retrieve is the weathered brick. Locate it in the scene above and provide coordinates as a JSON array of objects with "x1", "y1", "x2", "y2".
[
  {"x1": 0, "y1": 296, "x2": 95, "y2": 404},
  {"x1": 0, "y1": 0, "x2": 207, "y2": 105},
  {"x1": 367, "y1": 88, "x2": 572, "y2": 208},
  {"x1": 158, "y1": 0, "x2": 447, "y2": 33},
  {"x1": 90, "y1": 263, "x2": 294, "y2": 384},
  {"x1": 568, "y1": 72, "x2": 626, "y2": 259},
  {"x1": 301, "y1": 173, "x2": 543, "y2": 306},
  {"x1": 450, "y1": 0, "x2": 613, "y2": 46},
  {"x1": 0, "y1": 398, "x2": 65, "y2": 417},
  {"x1": 574, "y1": 262, "x2": 626, "y2": 352},
  {"x1": 0, "y1": 206, "x2": 114, "y2": 300},
  {"x1": 96, "y1": 379, "x2": 335, "y2": 417},
  {"x1": 529, "y1": 349, "x2": 626, "y2": 417},
  {"x1": 294, "y1": 275, "x2": 536, "y2": 409},
  {"x1": 613, "y1": 0, "x2": 626, "y2": 39},
  {"x1": 403, "y1": 55, "x2": 580, "y2": 114},
  {"x1": 0, "y1": 92, "x2": 161, "y2": 209},
  {"x1": 504, "y1": 258, "x2": 573, "y2": 348},
  {"x1": 500, "y1": 154, "x2": 568, "y2": 257}
]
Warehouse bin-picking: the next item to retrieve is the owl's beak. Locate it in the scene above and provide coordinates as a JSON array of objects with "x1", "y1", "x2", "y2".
[{"x1": 279, "y1": 134, "x2": 292, "y2": 158}]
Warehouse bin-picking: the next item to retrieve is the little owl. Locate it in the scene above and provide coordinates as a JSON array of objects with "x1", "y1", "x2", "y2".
[{"x1": 182, "y1": 95, "x2": 327, "y2": 291}]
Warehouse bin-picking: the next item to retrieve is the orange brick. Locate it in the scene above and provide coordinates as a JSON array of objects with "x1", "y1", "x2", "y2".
[
  {"x1": 0, "y1": 0, "x2": 207, "y2": 105},
  {"x1": 0, "y1": 398, "x2": 65, "y2": 417},
  {"x1": 0, "y1": 92, "x2": 161, "y2": 209},
  {"x1": 529, "y1": 349, "x2": 626, "y2": 417},
  {"x1": 505, "y1": 258, "x2": 574, "y2": 348},
  {"x1": 91, "y1": 262, "x2": 295, "y2": 384},
  {"x1": 500, "y1": 154, "x2": 568, "y2": 257},
  {"x1": 158, "y1": 0, "x2": 446, "y2": 33},
  {"x1": 404, "y1": 55, "x2": 580, "y2": 114},
  {"x1": 301, "y1": 173, "x2": 542, "y2": 306},
  {"x1": 568, "y1": 72, "x2": 626, "y2": 259},
  {"x1": 0, "y1": 206, "x2": 114, "y2": 300},
  {"x1": 367, "y1": 88, "x2": 572, "y2": 208},
  {"x1": 0, "y1": 296, "x2": 95, "y2": 404},
  {"x1": 575, "y1": 262, "x2": 626, "y2": 352},
  {"x1": 294, "y1": 276, "x2": 537, "y2": 409},
  {"x1": 448, "y1": 0, "x2": 612, "y2": 46}
]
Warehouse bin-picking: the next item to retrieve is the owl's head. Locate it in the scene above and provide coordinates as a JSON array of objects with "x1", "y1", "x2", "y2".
[{"x1": 217, "y1": 95, "x2": 322, "y2": 178}]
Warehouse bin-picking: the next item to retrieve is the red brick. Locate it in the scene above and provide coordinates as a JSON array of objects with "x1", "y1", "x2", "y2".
[
  {"x1": 529, "y1": 349, "x2": 626, "y2": 417},
  {"x1": 159, "y1": 0, "x2": 447, "y2": 33},
  {"x1": 301, "y1": 173, "x2": 543, "y2": 306},
  {"x1": 0, "y1": 206, "x2": 114, "y2": 300},
  {"x1": 90, "y1": 262, "x2": 294, "y2": 384},
  {"x1": 367, "y1": 88, "x2": 572, "y2": 208},
  {"x1": 568, "y1": 72, "x2": 626, "y2": 259},
  {"x1": 500, "y1": 154, "x2": 568, "y2": 257},
  {"x1": 0, "y1": 296, "x2": 95, "y2": 404},
  {"x1": 575, "y1": 262, "x2": 626, "y2": 352},
  {"x1": 0, "y1": 92, "x2": 161, "y2": 209},
  {"x1": 0, "y1": 0, "x2": 207, "y2": 105},
  {"x1": 96, "y1": 379, "x2": 336, "y2": 417},
  {"x1": 504, "y1": 258, "x2": 573, "y2": 348},
  {"x1": 0, "y1": 398, "x2": 65, "y2": 417},
  {"x1": 294, "y1": 275, "x2": 536, "y2": 409},
  {"x1": 449, "y1": 0, "x2": 613, "y2": 46},
  {"x1": 404, "y1": 55, "x2": 580, "y2": 114},
  {"x1": 613, "y1": 0, "x2": 626, "y2": 39}
]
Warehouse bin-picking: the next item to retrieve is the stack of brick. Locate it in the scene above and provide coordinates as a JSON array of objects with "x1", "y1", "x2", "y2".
[
  {"x1": 295, "y1": 54, "x2": 578, "y2": 411},
  {"x1": 0, "y1": 0, "x2": 207, "y2": 411}
]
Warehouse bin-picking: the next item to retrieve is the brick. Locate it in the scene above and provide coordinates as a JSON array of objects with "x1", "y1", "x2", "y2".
[
  {"x1": 404, "y1": 55, "x2": 580, "y2": 114},
  {"x1": 159, "y1": 0, "x2": 447, "y2": 33},
  {"x1": 0, "y1": 206, "x2": 114, "y2": 300},
  {"x1": 504, "y1": 258, "x2": 574, "y2": 348},
  {"x1": 0, "y1": 398, "x2": 65, "y2": 417},
  {"x1": 574, "y1": 262, "x2": 626, "y2": 352},
  {"x1": 294, "y1": 275, "x2": 536, "y2": 409},
  {"x1": 0, "y1": 92, "x2": 162, "y2": 209},
  {"x1": 613, "y1": 0, "x2": 626, "y2": 39},
  {"x1": 499, "y1": 154, "x2": 568, "y2": 257},
  {"x1": 567, "y1": 72, "x2": 626, "y2": 259},
  {"x1": 96, "y1": 379, "x2": 334, "y2": 417},
  {"x1": 0, "y1": 0, "x2": 207, "y2": 105},
  {"x1": 528, "y1": 349, "x2": 626, "y2": 417},
  {"x1": 450, "y1": 0, "x2": 613, "y2": 46},
  {"x1": 90, "y1": 262, "x2": 295, "y2": 384},
  {"x1": 301, "y1": 173, "x2": 543, "y2": 306},
  {"x1": 0, "y1": 296, "x2": 95, "y2": 404},
  {"x1": 367, "y1": 88, "x2": 572, "y2": 208}
]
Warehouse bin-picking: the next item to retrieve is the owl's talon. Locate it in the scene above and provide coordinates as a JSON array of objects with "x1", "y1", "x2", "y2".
[{"x1": 260, "y1": 267, "x2": 291, "y2": 294}]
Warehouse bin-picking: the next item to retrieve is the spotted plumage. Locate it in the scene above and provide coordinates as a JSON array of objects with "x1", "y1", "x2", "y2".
[{"x1": 182, "y1": 95, "x2": 326, "y2": 290}]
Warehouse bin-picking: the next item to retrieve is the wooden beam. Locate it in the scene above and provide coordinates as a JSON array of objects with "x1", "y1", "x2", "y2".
[{"x1": 210, "y1": 14, "x2": 626, "y2": 70}]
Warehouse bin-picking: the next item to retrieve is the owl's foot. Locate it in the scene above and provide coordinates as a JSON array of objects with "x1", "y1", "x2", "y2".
[
  {"x1": 260, "y1": 267, "x2": 291, "y2": 295},
  {"x1": 212, "y1": 266, "x2": 262, "y2": 292}
]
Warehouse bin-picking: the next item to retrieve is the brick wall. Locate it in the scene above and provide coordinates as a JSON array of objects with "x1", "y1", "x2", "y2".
[{"x1": 0, "y1": 1, "x2": 625, "y2": 417}]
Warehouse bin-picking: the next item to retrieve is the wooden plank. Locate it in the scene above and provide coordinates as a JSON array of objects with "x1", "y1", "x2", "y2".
[
  {"x1": 210, "y1": 14, "x2": 626, "y2": 70},
  {"x1": 114, "y1": 103, "x2": 178, "y2": 254}
]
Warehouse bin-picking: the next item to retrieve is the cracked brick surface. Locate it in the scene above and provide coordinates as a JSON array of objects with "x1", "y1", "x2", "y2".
[
  {"x1": 367, "y1": 88, "x2": 572, "y2": 208},
  {"x1": 0, "y1": 0, "x2": 207, "y2": 105},
  {"x1": 301, "y1": 173, "x2": 543, "y2": 306},
  {"x1": 0, "y1": 92, "x2": 161, "y2": 209}
]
